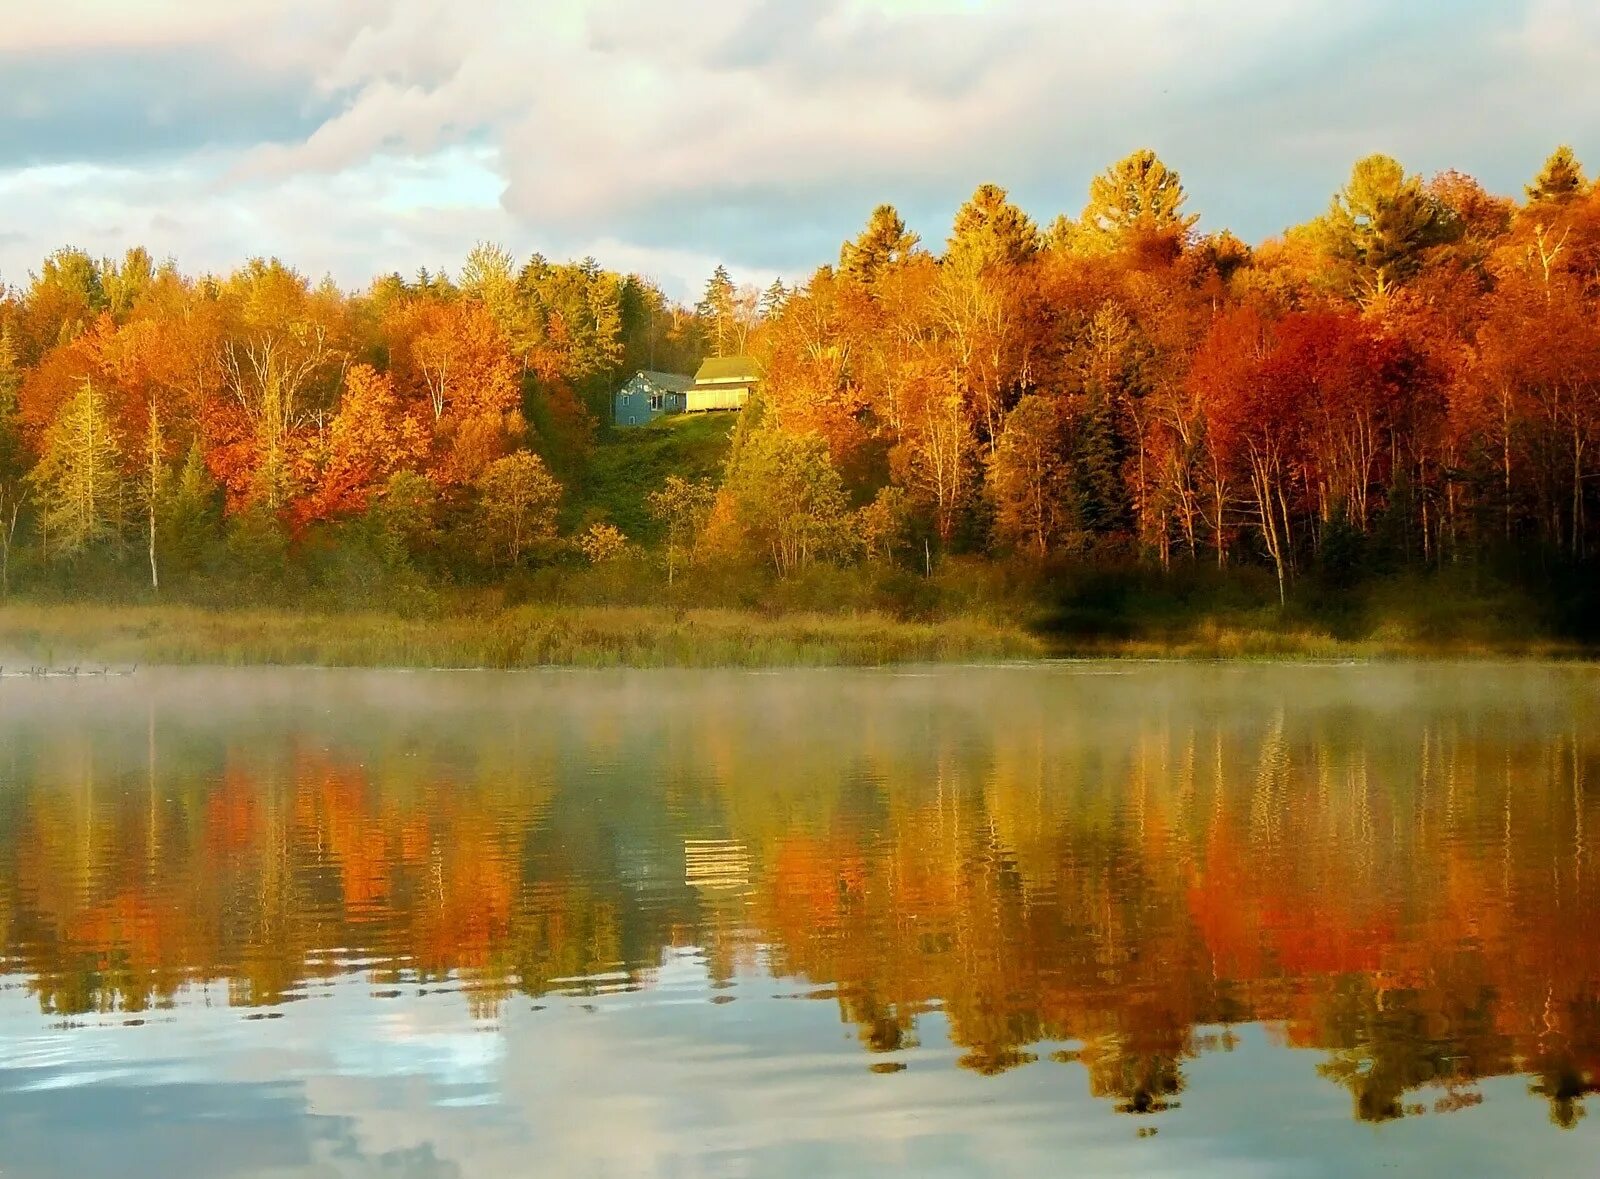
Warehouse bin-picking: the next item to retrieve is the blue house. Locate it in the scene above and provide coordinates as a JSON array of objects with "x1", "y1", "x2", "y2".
[{"x1": 613, "y1": 370, "x2": 692, "y2": 427}]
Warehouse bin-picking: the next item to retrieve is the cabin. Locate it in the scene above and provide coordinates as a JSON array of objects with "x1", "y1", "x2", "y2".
[
  {"x1": 685, "y1": 356, "x2": 759, "y2": 413},
  {"x1": 613, "y1": 370, "x2": 691, "y2": 427}
]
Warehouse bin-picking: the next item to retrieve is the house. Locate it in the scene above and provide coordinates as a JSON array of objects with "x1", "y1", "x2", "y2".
[
  {"x1": 685, "y1": 356, "x2": 759, "y2": 413},
  {"x1": 613, "y1": 370, "x2": 692, "y2": 427}
]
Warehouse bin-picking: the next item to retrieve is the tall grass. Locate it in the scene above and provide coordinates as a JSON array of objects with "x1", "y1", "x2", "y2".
[{"x1": 0, "y1": 603, "x2": 1044, "y2": 670}]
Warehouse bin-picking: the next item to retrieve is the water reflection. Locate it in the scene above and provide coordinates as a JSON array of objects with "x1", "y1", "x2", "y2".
[{"x1": 0, "y1": 664, "x2": 1597, "y2": 1172}]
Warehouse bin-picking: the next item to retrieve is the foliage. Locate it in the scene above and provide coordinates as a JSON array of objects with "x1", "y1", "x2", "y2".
[
  {"x1": 29, "y1": 381, "x2": 124, "y2": 558},
  {"x1": 474, "y1": 450, "x2": 563, "y2": 567},
  {"x1": 717, "y1": 428, "x2": 852, "y2": 576},
  {"x1": 577, "y1": 522, "x2": 630, "y2": 564},
  {"x1": 0, "y1": 145, "x2": 1599, "y2": 646},
  {"x1": 1315, "y1": 154, "x2": 1457, "y2": 301},
  {"x1": 646, "y1": 471, "x2": 717, "y2": 583}
]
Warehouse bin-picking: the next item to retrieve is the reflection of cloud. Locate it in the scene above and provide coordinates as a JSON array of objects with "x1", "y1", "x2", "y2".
[
  {"x1": 2, "y1": 1, "x2": 1598, "y2": 294},
  {"x1": 9, "y1": 975, "x2": 1596, "y2": 1179}
]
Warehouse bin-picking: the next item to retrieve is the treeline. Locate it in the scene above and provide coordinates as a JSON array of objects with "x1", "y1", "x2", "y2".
[
  {"x1": 0, "y1": 245, "x2": 713, "y2": 597},
  {"x1": 748, "y1": 147, "x2": 1600, "y2": 606},
  {"x1": 2, "y1": 147, "x2": 1599, "y2": 614}
]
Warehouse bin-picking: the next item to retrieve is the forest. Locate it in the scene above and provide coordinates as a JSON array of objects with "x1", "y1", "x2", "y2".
[{"x1": 2, "y1": 146, "x2": 1599, "y2": 649}]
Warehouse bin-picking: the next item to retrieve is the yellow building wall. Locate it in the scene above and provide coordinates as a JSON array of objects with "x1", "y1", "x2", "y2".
[{"x1": 685, "y1": 386, "x2": 751, "y2": 412}]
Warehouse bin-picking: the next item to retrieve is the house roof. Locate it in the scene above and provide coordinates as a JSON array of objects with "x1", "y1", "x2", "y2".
[
  {"x1": 693, "y1": 356, "x2": 760, "y2": 384},
  {"x1": 637, "y1": 370, "x2": 692, "y2": 392}
]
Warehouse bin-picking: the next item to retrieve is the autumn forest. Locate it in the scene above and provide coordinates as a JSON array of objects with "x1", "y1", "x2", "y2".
[{"x1": 3, "y1": 147, "x2": 1600, "y2": 640}]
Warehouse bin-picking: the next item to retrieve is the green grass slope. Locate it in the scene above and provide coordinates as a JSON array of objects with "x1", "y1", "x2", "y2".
[{"x1": 565, "y1": 414, "x2": 737, "y2": 541}]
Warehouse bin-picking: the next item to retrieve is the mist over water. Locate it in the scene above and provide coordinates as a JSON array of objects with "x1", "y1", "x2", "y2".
[{"x1": 1, "y1": 663, "x2": 1597, "y2": 1177}]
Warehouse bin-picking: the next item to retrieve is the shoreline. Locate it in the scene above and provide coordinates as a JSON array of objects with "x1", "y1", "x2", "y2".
[{"x1": 0, "y1": 603, "x2": 1592, "y2": 670}]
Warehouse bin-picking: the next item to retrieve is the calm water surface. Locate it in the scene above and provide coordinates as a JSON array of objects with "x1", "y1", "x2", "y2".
[{"x1": 1, "y1": 663, "x2": 1597, "y2": 1178}]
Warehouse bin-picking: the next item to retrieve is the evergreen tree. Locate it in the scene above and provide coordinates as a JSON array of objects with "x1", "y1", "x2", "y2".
[
  {"x1": 1079, "y1": 149, "x2": 1199, "y2": 247},
  {"x1": 1526, "y1": 146, "x2": 1587, "y2": 204},
  {"x1": 697, "y1": 265, "x2": 738, "y2": 356},
  {"x1": 1070, "y1": 391, "x2": 1130, "y2": 538},
  {"x1": 161, "y1": 440, "x2": 223, "y2": 577},
  {"x1": 946, "y1": 184, "x2": 1039, "y2": 272},
  {"x1": 839, "y1": 204, "x2": 921, "y2": 285},
  {"x1": 30, "y1": 380, "x2": 124, "y2": 558},
  {"x1": 1315, "y1": 154, "x2": 1456, "y2": 301},
  {"x1": 759, "y1": 279, "x2": 790, "y2": 319}
]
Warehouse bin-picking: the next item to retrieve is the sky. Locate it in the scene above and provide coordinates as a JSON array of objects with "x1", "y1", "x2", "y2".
[{"x1": 1, "y1": 0, "x2": 1597, "y2": 300}]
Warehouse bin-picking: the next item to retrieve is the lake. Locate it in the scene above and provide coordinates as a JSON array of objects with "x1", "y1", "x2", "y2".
[{"x1": 0, "y1": 663, "x2": 1597, "y2": 1178}]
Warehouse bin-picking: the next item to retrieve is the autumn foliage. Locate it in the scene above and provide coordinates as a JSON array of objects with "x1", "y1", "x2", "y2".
[{"x1": 2, "y1": 147, "x2": 1599, "y2": 612}]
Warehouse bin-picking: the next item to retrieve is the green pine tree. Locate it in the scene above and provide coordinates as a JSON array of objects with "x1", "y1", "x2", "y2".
[
  {"x1": 697, "y1": 265, "x2": 738, "y2": 357},
  {"x1": 1079, "y1": 149, "x2": 1199, "y2": 248},
  {"x1": 1526, "y1": 146, "x2": 1587, "y2": 204},
  {"x1": 839, "y1": 204, "x2": 921, "y2": 285},
  {"x1": 946, "y1": 184, "x2": 1038, "y2": 272},
  {"x1": 1315, "y1": 154, "x2": 1456, "y2": 301}
]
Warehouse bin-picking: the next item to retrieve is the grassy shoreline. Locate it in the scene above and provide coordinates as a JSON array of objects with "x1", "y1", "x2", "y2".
[
  {"x1": 0, "y1": 603, "x2": 1592, "y2": 670},
  {"x1": 0, "y1": 604, "x2": 1044, "y2": 670}
]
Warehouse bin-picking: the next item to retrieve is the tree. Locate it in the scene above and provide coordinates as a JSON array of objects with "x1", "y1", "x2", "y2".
[
  {"x1": 840, "y1": 205, "x2": 922, "y2": 286},
  {"x1": 160, "y1": 440, "x2": 222, "y2": 577},
  {"x1": 577, "y1": 522, "x2": 629, "y2": 564},
  {"x1": 719, "y1": 428, "x2": 851, "y2": 576},
  {"x1": 103, "y1": 247, "x2": 156, "y2": 319},
  {"x1": 458, "y1": 241, "x2": 523, "y2": 342},
  {"x1": 987, "y1": 394, "x2": 1078, "y2": 559},
  {"x1": 1079, "y1": 149, "x2": 1199, "y2": 250},
  {"x1": 698, "y1": 265, "x2": 739, "y2": 357},
  {"x1": 855, "y1": 485, "x2": 913, "y2": 566},
  {"x1": 1315, "y1": 155, "x2": 1456, "y2": 302},
  {"x1": 386, "y1": 297, "x2": 524, "y2": 485},
  {"x1": 1427, "y1": 171, "x2": 1513, "y2": 242},
  {"x1": 23, "y1": 248, "x2": 106, "y2": 357},
  {"x1": 474, "y1": 451, "x2": 562, "y2": 566},
  {"x1": 946, "y1": 184, "x2": 1039, "y2": 272},
  {"x1": 0, "y1": 328, "x2": 24, "y2": 594},
  {"x1": 139, "y1": 399, "x2": 166, "y2": 589},
  {"x1": 1526, "y1": 146, "x2": 1587, "y2": 205},
  {"x1": 212, "y1": 259, "x2": 348, "y2": 510},
  {"x1": 30, "y1": 380, "x2": 124, "y2": 558},
  {"x1": 759, "y1": 279, "x2": 790, "y2": 319},
  {"x1": 891, "y1": 352, "x2": 978, "y2": 546},
  {"x1": 296, "y1": 364, "x2": 428, "y2": 526},
  {"x1": 1189, "y1": 308, "x2": 1300, "y2": 600},
  {"x1": 646, "y1": 474, "x2": 716, "y2": 585}
]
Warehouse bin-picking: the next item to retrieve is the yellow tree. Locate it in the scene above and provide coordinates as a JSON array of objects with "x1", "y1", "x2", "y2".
[
  {"x1": 646, "y1": 474, "x2": 716, "y2": 585},
  {"x1": 29, "y1": 380, "x2": 124, "y2": 558},
  {"x1": 213, "y1": 260, "x2": 348, "y2": 510},
  {"x1": 474, "y1": 451, "x2": 562, "y2": 566},
  {"x1": 295, "y1": 364, "x2": 429, "y2": 527},
  {"x1": 0, "y1": 327, "x2": 23, "y2": 593}
]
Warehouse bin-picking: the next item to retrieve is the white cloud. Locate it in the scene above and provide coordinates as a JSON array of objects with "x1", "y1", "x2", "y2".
[{"x1": 1, "y1": 0, "x2": 1596, "y2": 297}]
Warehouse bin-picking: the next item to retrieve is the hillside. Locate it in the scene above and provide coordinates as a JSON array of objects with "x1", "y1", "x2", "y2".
[{"x1": 565, "y1": 413, "x2": 739, "y2": 542}]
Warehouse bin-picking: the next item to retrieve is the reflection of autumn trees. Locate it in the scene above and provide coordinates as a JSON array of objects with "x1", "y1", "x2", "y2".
[{"x1": 1, "y1": 703, "x2": 1596, "y2": 1128}]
